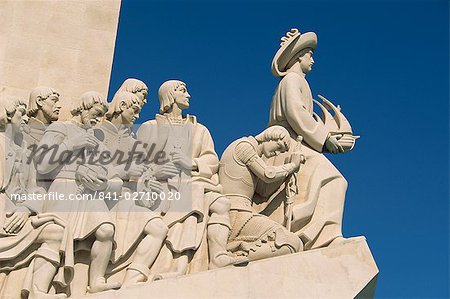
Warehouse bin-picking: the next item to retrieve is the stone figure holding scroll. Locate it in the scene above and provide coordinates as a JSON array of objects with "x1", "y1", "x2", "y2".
[
  {"x1": 266, "y1": 28, "x2": 359, "y2": 249},
  {"x1": 0, "y1": 96, "x2": 72, "y2": 299},
  {"x1": 219, "y1": 126, "x2": 303, "y2": 261},
  {"x1": 137, "y1": 80, "x2": 246, "y2": 279},
  {"x1": 100, "y1": 91, "x2": 168, "y2": 287},
  {"x1": 37, "y1": 92, "x2": 122, "y2": 293}
]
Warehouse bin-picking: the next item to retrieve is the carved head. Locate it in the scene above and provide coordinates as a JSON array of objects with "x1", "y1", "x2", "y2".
[
  {"x1": 71, "y1": 92, "x2": 108, "y2": 127},
  {"x1": 158, "y1": 80, "x2": 190, "y2": 114},
  {"x1": 255, "y1": 126, "x2": 291, "y2": 158},
  {"x1": 287, "y1": 48, "x2": 314, "y2": 74},
  {"x1": 271, "y1": 29, "x2": 317, "y2": 77},
  {"x1": 105, "y1": 91, "x2": 141, "y2": 125},
  {"x1": 0, "y1": 96, "x2": 28, "y2": 133},
  {"x1": 28, "y1": 86, "x2": 61, "y2": 123},
  {"x1": 117, "y1": 78, "x2": 148, "y2": 108}
]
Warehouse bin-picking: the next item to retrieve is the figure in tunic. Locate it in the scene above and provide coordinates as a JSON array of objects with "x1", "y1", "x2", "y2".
[
  {"x1": 36, "y1": 92, "x2": 122, "y2": 293},
  {"x1": 23, "y1": 87, "x2": 62, "y2": 191},
  {"x1": 0, "y1": 96, "x2": 72, "y2": 299},
  {"x1": 100, "y1": 91, "x2": 168, "y2": 287},
  {"x1": 220, "y1": 126, "x2": 303, "y2": 261},
  {"x1": 137, "y1": 80, "x2": 246, "y2": 279},
  {"x1": 266, "y1": 28, "x2": 359, "y2": 249}
]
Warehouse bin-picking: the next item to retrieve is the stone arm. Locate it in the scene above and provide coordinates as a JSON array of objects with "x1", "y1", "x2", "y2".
[
  {"x1": 236, "y1": 141, "x2": 296, "y2": 184},
  {"x1": 192, "y1": 126, "x2": 219, "y2": 179},
  {"x1": 283, "y1": 78, "x2": 329, "y2": 152}
]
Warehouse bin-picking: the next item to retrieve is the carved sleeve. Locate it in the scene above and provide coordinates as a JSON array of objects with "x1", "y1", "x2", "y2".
[
  {"x1": 282, "y1": 75, "x2": 329, "y2": 152},
  {"x1": 236, "y1": 141, "x2": 296, "y2": 183},
  {"x1": 192, "y1": 125, "x2": 219, "y2": 178}
]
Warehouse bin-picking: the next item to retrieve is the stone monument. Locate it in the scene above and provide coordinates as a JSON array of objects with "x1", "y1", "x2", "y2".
[{"x1": 0, "y1": 1, "x2": 378, "y2": 297}]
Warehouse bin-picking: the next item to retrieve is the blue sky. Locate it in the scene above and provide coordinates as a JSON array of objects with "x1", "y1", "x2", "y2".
[{"x1": 109, "y1": 1, "x2": 449, "y2": 297}]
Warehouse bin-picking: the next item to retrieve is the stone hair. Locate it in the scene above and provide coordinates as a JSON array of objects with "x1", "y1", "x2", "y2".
[
  {"x1": 105, "y1": 91, "x2": 140, "y2": 120},
  {"x1": 28, "y1": 86, "x2": 60, "y2": 117},
  {"x1": 70, "y1": 91, "x2": 108, "y2": 116},
  {"x1": 0, "y1": 96, "x2": 27, "y2": 132},
  {"x1": 158, "y1": 80, "x2": 186, "y2": 114},
  {"x1": 255, "y1": 125, "x2": 291, "y2": 149}
]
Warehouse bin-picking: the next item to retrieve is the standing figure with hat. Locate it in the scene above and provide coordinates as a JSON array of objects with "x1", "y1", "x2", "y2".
[{"x1": 264, "y1": 28, "x2": 359, "y2": 250}]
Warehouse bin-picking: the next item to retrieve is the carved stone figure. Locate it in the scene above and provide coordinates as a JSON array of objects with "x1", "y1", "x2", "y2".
[
  {"x1": 100, "y1": 91, "x2": 168, "y2": 287},
  {"x1": 265, "y1": 28, "x2": 359, "y2": 249},
  {"x1": 114, "y1": 78, "x2": 149, "y2": 109},
  {"x1": 36, "y1": 92, "x2": 122, "y2": 293},
  {"x1": 137, "y1": 80, "x2": 246, "y2": 279},
  {"x1": 23, "y1": 87, "x2": 62, "y2": 191},
  {"x1": 219, "y1": 126, "x2": 303, "y2": 261},
  {"x1": 0, "y1": 96, "x2": 72, "y2": 299}
]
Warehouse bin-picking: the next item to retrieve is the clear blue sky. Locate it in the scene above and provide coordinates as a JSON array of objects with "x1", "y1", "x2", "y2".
[{"x1": 108, "y1": 1, "x2": 449, "y2": 297}]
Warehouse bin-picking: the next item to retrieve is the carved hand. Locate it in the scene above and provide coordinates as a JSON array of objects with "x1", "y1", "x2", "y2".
[
  {"x1": 4, "y1": 206, "x2": 31, "y2": 234},
  {"x1": 67, "y1": 133, "x2": 99, "y2": 151},
  {"x1": 127, "y1": 163, "x2": 148, "y2": 177},
  {"x1": 146, "y1": 179, "x2": 164, "y2": 194},
  {"x1": 154, "y1": 162, "x2": 179, "y2": 180},
  {"x1": 325, "y1": 135, "x2": 344, "y2": 154},
  {"x1": 336, "y1": 134, "x2": 357, "y2": 152},
  {"x1": 171, "y1": 152, "x2": 194, "y2": 171},
  {"x1": 290, "y1": 151, "x2": 306, "y2": 171},
  {"x1": 80, "y1": 172, "x2": 108, "y2": 191}
]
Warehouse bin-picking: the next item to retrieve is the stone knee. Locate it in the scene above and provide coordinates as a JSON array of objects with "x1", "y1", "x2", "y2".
[
  {"x1": 35, "y1": 244, "x2": 61, "y2": 266},
  {"x1": 209, "y1": 196, "x2": 231, "y2": 216},
  {"x1": 209, "y1": 196, "x2": 231, "y2": 228},
  {"x1": 143, "y1": 218, "x2": 168, "y2": 239},
  {"x1": 38, "y1": 223, "x2": 65, "y2": 243},
  {"x1": 95, "y1": 223, "x2": 115, "y2": 242}
]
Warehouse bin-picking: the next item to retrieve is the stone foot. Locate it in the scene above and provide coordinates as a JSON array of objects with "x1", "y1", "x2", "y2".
[
  {"x1": 209, "y1": 253, "x2": 249, "y2": 269},
  {"x1": 87, "y1": 277, "x2": 121, "y2": 293},
  {"x1": 122, "y1": 269, "x2": 147, "y2": 288}
]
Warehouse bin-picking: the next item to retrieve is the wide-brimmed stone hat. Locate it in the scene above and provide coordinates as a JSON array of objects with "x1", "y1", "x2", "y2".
[{"x1": 271, "y1": 28, "x2": 317, "y2": 77}]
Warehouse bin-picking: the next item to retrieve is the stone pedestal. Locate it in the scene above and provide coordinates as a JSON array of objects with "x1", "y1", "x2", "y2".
[{"x1": 80, "y1": 237, "x2": 378, "y2": 299}]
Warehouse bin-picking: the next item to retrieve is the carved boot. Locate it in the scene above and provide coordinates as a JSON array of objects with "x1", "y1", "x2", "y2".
[
  {"x1": 122, "y1": 263, "x2": 150, "y2": 287},
  {"x1": 208, "y1": 223, "x2": 249, "y2": 269}
]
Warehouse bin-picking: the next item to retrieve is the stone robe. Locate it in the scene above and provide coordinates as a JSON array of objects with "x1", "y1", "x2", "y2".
[
  {"x1": 37, "y1": 121, "x2": 120, "y2": 244},
  {"x1": 137, "y1": 114, "x2": 222, "y2": 274},
  {"x1": 99, "y1": 120, "x2": 160, "y2": 268},
  {"x1": 0, "y1": 132, "x2": 73, "y2": 297},
  {"x1": 264, "y1": 71, "x2": 347, "y2": 249}
]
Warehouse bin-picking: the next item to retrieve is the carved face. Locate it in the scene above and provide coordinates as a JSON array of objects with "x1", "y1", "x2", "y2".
[
  {"x1": 262, "y1": 140, "x2": 288, "y2": 158},
  {"x1": 81, "y1": 104, "x2": 105, "y2": 127},
  {"x1": 133, "y1": 88, "x2": 148, "y2": 108},
  {"x1": 173, "y1": 84, "x2": 190, "y2": 110},
  {"x1": 121, "y1": 103, "x2": 140, "y2": 125},
  {"x1": 40, "y1": 94, "x2": 61, "y2": 122},
  {"x1": 299, "y1": 49, "x2": 314, "y2": 73}
]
